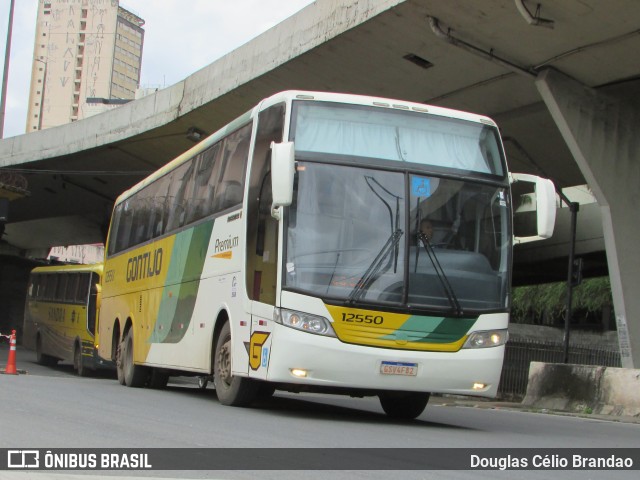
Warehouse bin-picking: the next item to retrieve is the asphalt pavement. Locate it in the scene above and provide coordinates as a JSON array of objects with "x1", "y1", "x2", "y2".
[{"x1": 2, "y1": 339, "x2": 638, "y2": 425}]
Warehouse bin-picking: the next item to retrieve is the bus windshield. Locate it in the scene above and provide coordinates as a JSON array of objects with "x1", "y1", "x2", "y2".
[
  {"x1": 284, "y1": 162, "x2": 510, "y2": 314},
  {"x1": 292, "y1": 102, "x2": 506, "y2": 178}
]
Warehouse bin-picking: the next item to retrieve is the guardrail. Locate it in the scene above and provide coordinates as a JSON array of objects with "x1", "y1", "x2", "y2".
[{"x1": 498, "y1": 338, "x2": 621, "y2": 399}]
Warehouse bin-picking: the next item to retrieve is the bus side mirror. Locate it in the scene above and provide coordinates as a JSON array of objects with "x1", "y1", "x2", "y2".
[
  {"x1": 510, "y1": 173, "x2": 557, "y2": 244},
  {"x1": 270, "y1": 141, "x2": 295, "y2": 219}
]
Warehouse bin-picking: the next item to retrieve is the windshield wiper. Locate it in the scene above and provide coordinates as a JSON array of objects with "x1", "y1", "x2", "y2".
[
  {"x1": 348, "y1": 229, "x2": 403, "y2": 304},
  {"x1": 418, "y1": 232, "x2": 463, "y2": 316}
]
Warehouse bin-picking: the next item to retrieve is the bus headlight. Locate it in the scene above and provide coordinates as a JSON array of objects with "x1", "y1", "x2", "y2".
[
  {"x1": 274, "y1": 308, "x2": 336, "y2": 337},
  {"x1": 462, "y1": 329, "x2": 508, "y2": 349}
]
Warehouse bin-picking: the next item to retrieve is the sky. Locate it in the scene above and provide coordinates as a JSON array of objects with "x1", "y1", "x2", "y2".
[{"x1": 0, "y1": 0, "x2": 315, "y2": 139}]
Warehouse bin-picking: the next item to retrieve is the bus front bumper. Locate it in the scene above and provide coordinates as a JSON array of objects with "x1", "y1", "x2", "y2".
[{"x1": 264, "y1": 323, "x2": 504, "y2": 397}]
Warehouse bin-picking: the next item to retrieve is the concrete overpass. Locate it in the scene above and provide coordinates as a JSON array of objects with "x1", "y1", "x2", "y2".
[{"x1": 0, "y1": 0, "x2": 638, "y2": 367}]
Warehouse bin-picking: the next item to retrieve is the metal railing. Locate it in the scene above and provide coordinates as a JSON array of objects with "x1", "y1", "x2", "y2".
[{"x1": 498, "y1": 339, "x2": 621, "y2": 399}]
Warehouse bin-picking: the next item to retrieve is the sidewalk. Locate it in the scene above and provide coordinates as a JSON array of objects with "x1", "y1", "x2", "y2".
[{"x1": 432, "y1": 394, "x2": 640, "y2": 424}]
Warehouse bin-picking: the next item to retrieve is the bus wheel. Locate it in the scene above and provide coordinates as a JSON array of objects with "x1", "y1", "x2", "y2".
[
  {"x1": 115, "y1": 337, "x2": 125, "y2": 385},
  {"x1": 378, "y1": 392, "x2": 430, "y2": 420},
  {"x1": 74, "y1": 342, "x2": 89, "y2": 377},
  {"x1": 213, "y1": 322, "x2": 259, "y2": 407},
  {"x1": 36, "y1": 335, "x2": 58, "y2": 366},
  {"x1": 121, "y1": 329, "x2": 148, "y2": 388}
]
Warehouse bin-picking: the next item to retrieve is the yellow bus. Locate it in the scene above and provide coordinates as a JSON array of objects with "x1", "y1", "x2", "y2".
[
  {"x1": 23, "y1": 263, "x2": 111, "y2": 376},
  {"x1": 98, "y1": 91, "x2": 555, "y2": 418}
]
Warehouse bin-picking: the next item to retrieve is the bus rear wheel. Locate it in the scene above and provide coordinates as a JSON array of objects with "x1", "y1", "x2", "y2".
[
  {"x1": 213, "y1": 322, "x2": 259, "y2": 407},
  {"x1": 36, "y1": 335, "x2": 58, "y2": 366},
  {"x1": 115, "y1": 337, "x2": 125, "y2": 385},
  {"x1": 378, "y1": 392, "x2": 430, "y2": 420},
  {"x1": 121, "y1": 329, "x2": 148, "y2": 388}
]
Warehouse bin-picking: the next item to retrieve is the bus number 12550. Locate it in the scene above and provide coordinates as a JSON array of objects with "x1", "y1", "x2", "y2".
[{"x1": 341, "y1": 313, "x2": 384, "y2": 325}]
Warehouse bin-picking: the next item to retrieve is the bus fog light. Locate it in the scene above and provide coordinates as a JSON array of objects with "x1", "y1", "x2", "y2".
[
  {"x1": 473, "y1": 382, "x2": 487, "y2": 390},
  {"x1": 274, "y1": 308, "x2": 336, "y2": 337},
  {"x1": 463, "y1": 329, "x2": 508, "y2": 349},
  {"x1": 290, "y1": 368, "x2": 308, "y2": 378}
]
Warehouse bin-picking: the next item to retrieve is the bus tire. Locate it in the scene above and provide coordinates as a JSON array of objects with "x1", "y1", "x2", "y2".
[
  {"x1": 74, "y1": 342, "x2": 90, "y2": 377},
  {"x1": 378, "y1": 392, "x2": 430, "y2": 420},
  {"x1": 115, "y1": 336, "x2": 126, "y2": 385},
  {"x1": 36, "y1": 334, "x2": 58, "y2": 366},
  {"x1": 121, "y1": 328, "x2": 148, "y2": 388},
  {"x1": 213, "y1": 322, "x2": 259, "y2": 407}
]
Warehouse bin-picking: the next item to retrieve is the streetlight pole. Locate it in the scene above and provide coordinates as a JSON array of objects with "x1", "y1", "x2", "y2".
[{"x1": 0, "y1": 0, "x2": 16, "y2": 138}]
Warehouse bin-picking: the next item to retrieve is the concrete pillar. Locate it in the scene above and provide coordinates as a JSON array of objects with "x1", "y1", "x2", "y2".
[{"x1": 535, "y1": 68, "x2": 639, "y2": 368}]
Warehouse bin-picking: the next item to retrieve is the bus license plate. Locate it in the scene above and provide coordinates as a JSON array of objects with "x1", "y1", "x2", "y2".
[{"x1": 380, "y1": 361, "x2": 418, "y2": 376}]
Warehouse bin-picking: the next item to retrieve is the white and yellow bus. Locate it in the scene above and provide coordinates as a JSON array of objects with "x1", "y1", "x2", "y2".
[
  {"x1": 98, "y1": 91, "x2": 555, "y2": 418},
  {"x1": 23, "y1": 263, "x2": 111, "y2": 376}
]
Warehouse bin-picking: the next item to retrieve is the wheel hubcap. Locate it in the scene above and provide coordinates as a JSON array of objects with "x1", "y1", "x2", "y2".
[{"x1": 217, "y1": 338, "x2": 232, "y2": 387}]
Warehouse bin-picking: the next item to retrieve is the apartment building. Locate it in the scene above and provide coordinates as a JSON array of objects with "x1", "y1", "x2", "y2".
[{"x1": 26, "y1": 0, "x2": 144, "y2": 132}]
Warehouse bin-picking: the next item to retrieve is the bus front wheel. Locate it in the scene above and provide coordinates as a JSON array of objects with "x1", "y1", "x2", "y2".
[
  {"x1": 213, "y1": 322, "x2": 259, "y2": 407},
  {"x1": 378, "y1": 392, "x2": 430, "y2": 420},
  {"x1": 120, "y1": 329, "x2": 148, "y2": 388}
]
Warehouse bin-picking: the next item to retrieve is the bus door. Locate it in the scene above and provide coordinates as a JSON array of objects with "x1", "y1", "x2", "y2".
[{"x1": 245, "y1": 104, "x2": 285, "y2": 380}]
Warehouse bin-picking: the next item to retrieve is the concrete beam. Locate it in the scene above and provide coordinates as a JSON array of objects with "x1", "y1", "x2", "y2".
[
  {"x1": 0, "y1": 0, "x2": 405, "y2": 167},
  {"x1": 535, "y1": 68, "x2": 640, "y2": 368}
]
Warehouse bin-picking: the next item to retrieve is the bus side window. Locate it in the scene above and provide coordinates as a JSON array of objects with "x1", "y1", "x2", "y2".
[
  {"x1": 212, "y1": 124, "x2": 250, "y2": 213},
  {"x1": 113, "y1": 202, "x2": 134, "y2": 253},
  {"x1": 66, "y1": 274, "x2": 79, "y2": 303},
  {"x1": 186, "y1": 148, "x2": 218, "y2": 224},
  {"x1": 152, "y1": 173, "x2": 172, "y2": 238},
  {"x1": 77, "y1": 273, "x2": 90, "y2": 304},
  {"x1": 29, "y1": 274, "x2": 39, "y2": 298},
  {"x1": 165, "y1": 160, "x2": 194, "y2": 232},
  {"x1": 87, "y1": 273, "x2": 98, "y2": 335},
  {"x1": 39, "y1": 275, "x2": 48, "y2": 300},
  {"x1": 55, "y1": 274, "x2": 68, "y2": 302}
]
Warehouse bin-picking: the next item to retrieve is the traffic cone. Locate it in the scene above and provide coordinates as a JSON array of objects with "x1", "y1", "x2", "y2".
[{"x1": 4, "y1": 330, "x2": 18, "y2": 375}]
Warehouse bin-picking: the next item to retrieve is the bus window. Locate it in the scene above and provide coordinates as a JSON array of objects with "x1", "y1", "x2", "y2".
[
  {"x1": 44, "y1": 275, "x2": 57, "y2": 300},
  {"x1": 77, "y1": 273, "x2": 90, "y2": 303},
  {"x1": 212, "y1": 124, "x2": 250, "y2": 212},
  {"x1": 165, "y1": 160, "x2": 194, "y2": 232},
  {"x1": 55, "y1": 274, "x2": 68, "y2": 301},
  {"x1": 186, "y1": 144, "x2": 221, "y2": 223},
  {"x1": 65, "y1": 274, "x2": 79, "y2": 303},
  {"x1": 113, "y1": 202, "x2": 135, "y2": 254},
  {"x1": 38, "y1": 275, "x2": 47, "y2": 299}
]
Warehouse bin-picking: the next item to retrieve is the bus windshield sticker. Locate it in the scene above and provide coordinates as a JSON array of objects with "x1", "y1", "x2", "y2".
[{"x1": 412, "y1": 176, "x2": 432, "y2": 197}]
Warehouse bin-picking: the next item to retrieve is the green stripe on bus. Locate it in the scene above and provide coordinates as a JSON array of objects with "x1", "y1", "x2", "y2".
[
  {"x1": 151, "y1": 220, "x2": 214, "y2": 344},
  {"x1": 381, "y1": 315, "x2": 476, "y2": 344}
]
